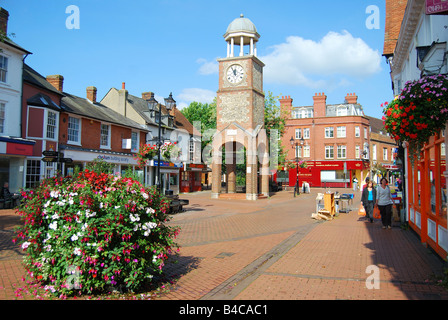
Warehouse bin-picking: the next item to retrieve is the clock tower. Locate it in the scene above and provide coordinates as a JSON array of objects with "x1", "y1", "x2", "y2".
[{"x1": 211, "y1": 14, "x2": 269, "y2": 200}]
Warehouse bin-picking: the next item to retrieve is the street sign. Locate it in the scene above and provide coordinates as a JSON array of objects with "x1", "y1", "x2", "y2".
[
  {"x1": 42, "y1": 157, "x2": 57, "y2": 163},
  {"x1": 62, "y1": 158, "x2": 73, "y2": 163},
  {"x1": 42, "y1": 150, "x2": 63, "y2": 157}
]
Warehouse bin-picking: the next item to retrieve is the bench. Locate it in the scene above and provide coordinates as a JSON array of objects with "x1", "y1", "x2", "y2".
[
  {"x1": 165, "y1": 194, "x2": 189, "y2": 214},
  {"x1": 0, "y1": 198, "x2": 13, "y2": 209}
]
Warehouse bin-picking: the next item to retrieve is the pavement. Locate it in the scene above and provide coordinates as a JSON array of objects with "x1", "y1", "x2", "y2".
[{"x1": 1, "y1": 187, "x2": 448, "y2": 301}]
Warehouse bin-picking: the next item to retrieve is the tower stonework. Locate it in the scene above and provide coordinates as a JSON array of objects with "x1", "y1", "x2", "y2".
[{"x1": 211, "y1": 14, "x2": 269, "y2": 201}]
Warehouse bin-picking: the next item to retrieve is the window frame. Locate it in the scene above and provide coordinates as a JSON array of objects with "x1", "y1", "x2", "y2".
[
  {"x1": 67, "y1": 116, "x2": 81, "y2": 145},
  {"x1": 100, "y1": 123, "x2": 111, "y2": 149}
]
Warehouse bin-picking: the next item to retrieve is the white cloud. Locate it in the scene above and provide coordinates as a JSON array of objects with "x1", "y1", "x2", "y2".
[
  {"x1": 177, "y1": 88, "x2": 216, "y2": 109},
  {"x1": 196, "y1": 58, "x2": 219, "y2": 75},
  {"x1": 260, "y1": 30, "x2": 382, "y2": 89}
]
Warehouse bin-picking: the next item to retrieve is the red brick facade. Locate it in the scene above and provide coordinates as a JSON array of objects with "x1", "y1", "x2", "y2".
[{"x1": 279, "y1": 93, "x2": 382, "y2": 188}]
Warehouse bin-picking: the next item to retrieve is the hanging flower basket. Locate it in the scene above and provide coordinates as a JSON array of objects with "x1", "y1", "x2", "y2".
[
  {"x1": 285, "y1": 160, "x2": 308, "y2": 170},
  {"x1": 382, "y1": 74, "x2": 448, "y2": 164},
  {"x1": 160, "y1": 142, "x2": 180, "y2": 161},
  {"x1": 135, "y1": 144, "x2": 157, "y2": 168}
]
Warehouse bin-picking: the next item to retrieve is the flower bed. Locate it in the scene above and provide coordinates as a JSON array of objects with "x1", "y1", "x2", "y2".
[{"x1": 14, "y1": 170, "x2": 180, "y2": 298}]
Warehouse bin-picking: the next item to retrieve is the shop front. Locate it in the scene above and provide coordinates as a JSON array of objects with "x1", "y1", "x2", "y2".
[
  {"x1": 285, "y1": 160, "x2": 370, "y2": 189},
  {"x1": 62, "y1": 147, "x2": 144, "y2": 183},
  {"x1": 180, "y1": 163, "x2": 207, "y2": 193},
  {"x1": 0, "y1": 136, "x2": 35, "y2": 192},
  {"x1": 406, "y1": 134, "x2": 448, "y2": 260},
  {"x1": 149, "y1": 159, "x2": 182, "y2": 195}
]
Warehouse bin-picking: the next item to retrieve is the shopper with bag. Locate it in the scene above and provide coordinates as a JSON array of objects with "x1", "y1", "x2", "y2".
[
  {"x1": 361, "y1": 180, "x2": 376, "y2": 223},
  {"x1": 376, "y1": 178, "x2": 394, "y2": 229}
]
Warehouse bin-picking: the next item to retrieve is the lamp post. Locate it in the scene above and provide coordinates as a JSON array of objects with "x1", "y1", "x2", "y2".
[
  {"x1": 147, "y1": 92, "x2": 176, "y2": 195},
  {"x1": 290, "y1": 136, "x2": 305, "y2": 197}
]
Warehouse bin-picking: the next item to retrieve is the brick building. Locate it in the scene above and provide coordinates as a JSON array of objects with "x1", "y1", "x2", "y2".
[{"x1": 279, "y1": 93, "x2": 395, "y2": 189}]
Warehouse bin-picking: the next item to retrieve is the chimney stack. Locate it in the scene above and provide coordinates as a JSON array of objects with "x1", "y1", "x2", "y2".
[
  {"x1": 345, "y1": 93, "x2": 358, "y2": 104},
  {"x1": 0, "y1": 8, "x2": 9, "y2": 35},
  {"x1": 118, "y1": 82, "x2": 128, "y2": 116},
  {"x1": 142, "y1": 92, "x2": 153, "y2": 101},
  {"x1": 46, "y1": 75, "x2": 64, "y2": 92},
  {"x1": 279, "y1": 96, "x2": 293, "y2": 118},
  {"x1": 312, "y1": 92, "x2": 327, "y2": 117},
  {"x1": 87, "y1": 86, "x2": 97, "y2": 103}
]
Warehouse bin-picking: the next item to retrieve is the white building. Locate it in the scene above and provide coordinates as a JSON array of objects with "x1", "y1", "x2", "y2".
[
  {"x1": 384, "y1": 0, "x2": 448, "y2": 259},
  {"x1": 0, "y1": 7, "x2": 33, "y2": 192}
]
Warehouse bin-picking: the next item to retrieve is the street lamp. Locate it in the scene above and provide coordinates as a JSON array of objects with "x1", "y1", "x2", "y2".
[
  {"x1": 147, "y1": 92, "x2": 176, "y2": 194},
  {"x1": 290, "y1": 136, "x2": 305, "y2": 197}
]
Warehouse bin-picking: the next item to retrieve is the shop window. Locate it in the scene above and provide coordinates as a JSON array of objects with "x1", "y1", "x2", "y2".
[{"x1": 26, "y1": 159, "x2": 41, "y2": 189}]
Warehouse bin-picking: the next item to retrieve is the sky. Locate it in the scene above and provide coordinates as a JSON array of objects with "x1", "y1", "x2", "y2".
[{"x1": 3, "y1": 0, "x2": 392, "y2": 119}]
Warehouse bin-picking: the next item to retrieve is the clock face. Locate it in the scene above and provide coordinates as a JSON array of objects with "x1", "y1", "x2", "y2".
[{"x1": 226, "y1": 64, "x2": 245, "y2": 84}]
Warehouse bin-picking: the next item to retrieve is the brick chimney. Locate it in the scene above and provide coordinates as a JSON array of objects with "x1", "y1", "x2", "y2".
[
  {"x1": 86, "y1": 86, "x2": 97, "y2": 103},
  {"x1": 279, "y1": 96, "x2": 293, "y2": 118},
  {"x1": 0, "y1": 8, "x2": 9, "y2": 35},
  {"x1": 312, "y1": 92, "x2": 327, "y2": 117},
  {"x1": 345, "y1": 93, "x2": 358, "y2": 104},
  {"x1": 142, "y1": 92, "x2": 153, "y2": 101},
  {"x1": 46, "y1": 75, "x2": 64, "y2": 92}
]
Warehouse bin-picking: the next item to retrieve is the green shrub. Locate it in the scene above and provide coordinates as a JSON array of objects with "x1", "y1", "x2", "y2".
[{"x1": 14, "y1": 170, "x2": 180, "y2": 297}]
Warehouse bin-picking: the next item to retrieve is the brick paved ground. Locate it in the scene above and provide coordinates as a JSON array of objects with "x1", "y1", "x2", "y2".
[{"x1": 1, "y1": 188, "x2": 447, "y2": 301}]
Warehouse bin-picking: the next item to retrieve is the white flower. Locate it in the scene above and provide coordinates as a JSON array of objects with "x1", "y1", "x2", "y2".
[
  {"x1": 44, "y1": 285, "x2": 56, "y2": 293},
  {"x1": 44, "y1": 244, "x2": 52, "y2": 252},
  {"x1": 44, "y1": 200, "x2": 51, "y2": 208},
  {"x1": 142, "y1": 192, "x2": 149, "y2": 199},
  {"x1": 43, "y1": 233, "x2": 51, "y2": 243},
  {"x1": 71, "y1": 234, "x2": 79, "y2": 242},
  {"x1": 146, "y1": 207, "x2": 155, "y2": 214},
  {"x1": 114, "y1": 206, "x2": 120, "y2": 209},
  {"x1": 49, "y1": 221, "x2": 57, "y2": 230},
  {"x1": 130, "y1": 213, "x2": 140, "y2": 222},
  {"x1": 51, "y1": 213, "x2": 59, "y2": 220},
  {"x1": 68, "y1": 198, "x2": 74, "y2": 205},
  {"x1": 100, "y1": 202, "x2": 104, "y2": 209},
  {"x1": 21, "y1": 241, "x2": 30, "y2": 250},
  {"x1": 81, "y1": 223, "x2": 88, "y2": 231},
  {"x1": 74, "y1": 248, "x2": 82, "y2": 256},
  {"x1": 85, "y1": 209, "x2": 96, "y2": 218},
  {"x1": 142, "y1": 222, "x2": 157, "y2": 236},
  {"x1": 50, "y1": 190, "x2": 60, "y2": 198}
]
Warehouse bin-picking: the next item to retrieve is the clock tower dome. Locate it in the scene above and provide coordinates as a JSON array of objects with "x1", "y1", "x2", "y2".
[{"x1": 212, "y1": 14, "x2": 269, "y2": 201}]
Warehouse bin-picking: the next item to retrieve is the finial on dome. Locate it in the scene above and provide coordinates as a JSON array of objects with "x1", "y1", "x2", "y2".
[{"x1": 240, "y1": 13, "x2": 244, "y2": 18}]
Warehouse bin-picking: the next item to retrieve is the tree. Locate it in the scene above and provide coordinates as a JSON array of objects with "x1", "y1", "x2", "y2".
[
  {"x1": 180, "y1": 100, "x2": 216, "y2": 151},
  {"x1": 264, "y1": 91, "x2": 288, "y2": 168}
]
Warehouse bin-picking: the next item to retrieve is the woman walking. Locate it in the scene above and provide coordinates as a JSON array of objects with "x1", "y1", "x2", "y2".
[
  {"x1": 361, "y1": 180, "x2": 376, "y2": 223},
  {"x1": 376, "y1": 178, "x2": 394, "y2": 229}
]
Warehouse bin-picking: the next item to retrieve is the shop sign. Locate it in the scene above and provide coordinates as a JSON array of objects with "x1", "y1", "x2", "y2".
[
  {"x1": 426, "y1": 0, "x2": 448, "y2": 14},
  {"x1": 6, "y1": 142, "x2": 34, "y2": 156}
]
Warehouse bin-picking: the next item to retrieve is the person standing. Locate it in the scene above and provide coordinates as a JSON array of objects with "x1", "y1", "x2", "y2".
[
  {"x1": 361, "y1": 180, "x2": 376, "y2": 223},
  {"x1": 376, "y1": 178, "x2": 394, "y2": 229}
]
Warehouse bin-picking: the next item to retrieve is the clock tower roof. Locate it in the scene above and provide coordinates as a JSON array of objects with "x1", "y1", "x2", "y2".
[{"x1": 224, "y1": 14, "x2": 260, "y2": 42}]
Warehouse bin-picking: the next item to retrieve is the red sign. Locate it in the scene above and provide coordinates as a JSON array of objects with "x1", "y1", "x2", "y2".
[
  {"x1": 6, "y1": 142, "x2": 34, "y2": 156},
  {"x1": 426, "y1": 0, "x2": 448, "y2": 14}
]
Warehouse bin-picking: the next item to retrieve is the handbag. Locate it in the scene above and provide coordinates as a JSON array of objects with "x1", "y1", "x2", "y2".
[{"x1": 373, "y1": 205, "x2": 381, "y2": 219}]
